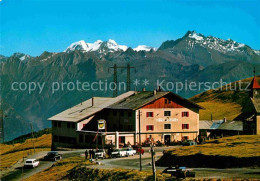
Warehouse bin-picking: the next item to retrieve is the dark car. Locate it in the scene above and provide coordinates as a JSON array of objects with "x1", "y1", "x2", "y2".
[
  {"x1": 44, "y1": 151, "x2": 62, "y2": 161},
  {"x1": 182, "y1": 140, "x2": 197, "y2": 146}
]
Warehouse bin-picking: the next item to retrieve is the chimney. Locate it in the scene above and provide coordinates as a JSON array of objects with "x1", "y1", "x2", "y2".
[
  {"x1": 142, "y1": 88, "x2": 146, "y2": 91},
  {"x1": 92, "y1": 97, "x2": 94, "y2": 106},
  {"x1": 223, "y1": 117, "x2": 226, "y2": 123},
  {"x1": 153, "y1": 89, "x2": 157, "y2": 96}
]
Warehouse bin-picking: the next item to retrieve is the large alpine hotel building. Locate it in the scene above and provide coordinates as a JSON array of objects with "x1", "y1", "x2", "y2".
[{"x1": 49, "y1": 90, "x2": 203, "y2": 148}]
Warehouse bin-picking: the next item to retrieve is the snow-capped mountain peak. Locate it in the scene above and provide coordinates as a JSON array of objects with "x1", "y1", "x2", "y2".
[
  {"x1": 65, "y1": 39, "x2": 128, "y2": 53},
  {"x1": 65, "y1": 40, "x2": 89, "y2": 53},
  {"x1": 133, "y1": 45, "x2": 156, "y2": 52},
  {"x1": 185, "y1": 31, "x2": 246, "y2": 53},
  {"x1": 87, "y1": 40, "x2": 103, "y2": 51},
  {"x1": 105, "y1": 39, "x2": 128, "y2": 52},
  {"x1": 188, "y1": 31, "x2": 204, "y2": 41}
]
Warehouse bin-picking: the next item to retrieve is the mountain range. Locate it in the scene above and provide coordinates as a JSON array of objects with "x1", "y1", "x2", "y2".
[
  {"x1": 64, "y1": 39, "x2": 156, "y2": 53},
  {"x1": 1, "y1": 30, "x2": 260, "y2": 141}
]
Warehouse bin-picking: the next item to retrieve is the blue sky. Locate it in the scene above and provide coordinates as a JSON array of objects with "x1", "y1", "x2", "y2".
[{"x1": 0, "y1": 0, "x2": 260, "y2": 56}]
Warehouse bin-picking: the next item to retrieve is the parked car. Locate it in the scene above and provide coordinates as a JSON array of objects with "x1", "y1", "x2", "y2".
[
  {"x1": 163, "y1": 166, "x2": 195, "y2": 178},
  {"x1": 182, "y1": 140, "x2": 197, "y2": 146},
  {"x1": 111, "y1": 149, "x2": 127, "y2": 158},
  {"x1": 24, "y1": 159, "x2": 39, "y2": 168},
  {"x1": 43, "y1": 151, "x2": 62, "y2": 161},
  {"x1": 125, "y1": 148, "x2": 136, "y2": 156},
  {"x1": 95, "y1": 149, "x2": 106, "y2": 159}
]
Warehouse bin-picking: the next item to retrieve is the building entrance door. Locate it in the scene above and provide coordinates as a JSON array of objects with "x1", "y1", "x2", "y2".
[
  {"x1": 119, "y1": 136, "x2": 125, "y2": 144},
  {"x1": 164, "y1": 135, "x2": 171, "y2": 145}
]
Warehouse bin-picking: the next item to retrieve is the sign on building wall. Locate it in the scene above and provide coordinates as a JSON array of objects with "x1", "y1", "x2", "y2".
[
  {"x1": 157, "y1": 118, "x2": 178, "y2": 122},
  {"x1": 98, "y1": 119, "x2": 106, "y2": 130}
]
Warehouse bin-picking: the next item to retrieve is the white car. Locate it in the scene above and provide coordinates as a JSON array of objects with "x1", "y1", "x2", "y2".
[
  {"x1": 24, "y1": 159, "x2": 39, "y2": 168},
  {"x1": 125, "y1": 148, "x2": 136, "y2": 156},
  {"x1": 95, "y1": 149, "x2": 106, "y2": 159},
  {"x1": 111, "y1": 149, "x2": 127, "y2": 158}
]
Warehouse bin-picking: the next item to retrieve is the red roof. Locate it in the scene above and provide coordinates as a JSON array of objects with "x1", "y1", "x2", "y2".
[{"x1": 252, "y1": 76, "x2": 260, "y2": 89}]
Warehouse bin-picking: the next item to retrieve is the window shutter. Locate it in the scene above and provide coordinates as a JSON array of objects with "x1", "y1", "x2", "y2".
[
  {"x1": 146, "y1": 112, "x2": 149, "y2": 117},
  {"x1": 182, "y1": 124, "x2": 184, "y2": 129},
  {"x1": 151, "y1": 112, "x2": 154, "y2": 117},
  {"x1": 187, "y1": 112, "x2": 189, "y2": 117},
  {"x1": 187, "y1": 124, "x2": 189, "y2": 129},
  {"x1": 146, "y1": 125, "x2": 149, "y2": 131},
  {"x1": 152, "y1": 126, "x2": 154, "y2": 131},
  {"x1": 182, "y1": 112, "x2": 184, "y2": 117}
]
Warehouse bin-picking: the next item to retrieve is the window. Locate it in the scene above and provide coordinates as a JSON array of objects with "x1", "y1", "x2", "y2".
[
  {"x1": 113, "y1": 111, "x2": 117, "y2": 116},
  {"x1": 182, "y1": 136, "x2": 189, "y2": 140},
  {"x1": 146, "y1": 112, "x2": 153, "y2": 117},
  {"x1": 128, "y1": 112, "x2": 132, "y2": 117},
  {"x1": 182, "y1": 124, "x2": 189, "y2": 129},
  {"x1": 67, "y1": 122, "x2": 71, "y2": 128},
  {"x1": 165, "y1": 98, "x2": 171, "y2": 104},
  {"x1": 164, "y1": 124, "x2": 171, "y2": 129},
  {"x1": 72, "y1": 123, "x2": 75, "y2": 129},
  {"x1": 53, "y1": 135, "x2": 59, "y2": 142},
  {"x1": 85, "y1": 135, "x2": 90, "y2": 143},
  {"x1": 146, "y1": 125, "x2": 154, "y2": 131},
  {"x1": 164, "y1": 111, "x2": 171, "y2": 116},
  {"x1": 182, "y1": 112, "x2": 189, "y2": 117},
  {"x1": 79, "y1": 134, "x2": 83, "y2": 143},
  {"x1": 128, "y1": 125, "x2": 133, "y2": 130}
]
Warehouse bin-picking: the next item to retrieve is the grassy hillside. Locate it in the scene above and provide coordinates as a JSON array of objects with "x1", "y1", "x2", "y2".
[
  {"x1": 0, "y1": 134, "x2": 51, "y2": 171},
  {"x1": 198, "y1": 101, "x2": 242, "y2": 120},
  {"x1": 5, "y1": 128, "x2": 52, "y2": 145},
  {"x1": 157, "y1": 135, "x2": 260, "y2": 168},
  {"x1": 190, "y1": 76, "x2": 260, "y2": 120}
]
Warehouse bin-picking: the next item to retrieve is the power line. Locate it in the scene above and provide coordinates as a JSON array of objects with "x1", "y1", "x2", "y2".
[{"x1": 108, "y1": 64, "x2": 136, "y2": 97}]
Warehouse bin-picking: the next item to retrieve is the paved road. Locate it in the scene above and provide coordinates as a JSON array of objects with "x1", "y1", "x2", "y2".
[
  {"x1": 0, "y1": 146, "x2": 172, "y2": 181},
  {"x1": 1, "y1": 150, "x2": 86, "y2": 181},
  {"x1": 92, "y1": 155, "x2": 260, "y2": 179},
  {"x1": 90, "y1": 147, "x2": 260, "y2": 179},
  {"x1": 2, "y1": 147, "x2": 260, "y2": 180}
]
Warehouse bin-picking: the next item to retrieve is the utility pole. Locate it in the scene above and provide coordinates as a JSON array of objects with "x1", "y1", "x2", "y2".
[
  {"x1": 113, "y1": 64, "x2": 117, "y2": 97},
  {"x1": 108, "y1": 64, "x2": 135, "y2": 97},
  {"x1": 138, "y1": 110, "x2": 142, "y2": 171},
  {"x1": 127, "y1": 64, "x2": 131, "y2": 91},
  {"x1": 31, "y1": 123, "x2": 35, "y2": 153},
  {"x1": 150, "y1": 141, "x2": 156, "y2": 180}
]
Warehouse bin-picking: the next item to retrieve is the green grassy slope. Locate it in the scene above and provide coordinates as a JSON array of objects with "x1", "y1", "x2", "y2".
[{"x1": 190, "y1": 76, "x2": 260, "y2": 120}]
